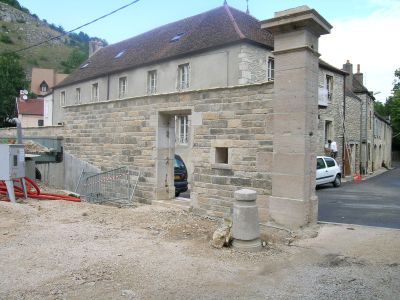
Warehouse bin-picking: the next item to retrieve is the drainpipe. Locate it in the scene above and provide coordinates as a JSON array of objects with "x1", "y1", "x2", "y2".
[
  {"x1": 107, "y1": 74, "x2": 110, "y2": 100},
  {"x1": 359, "y1": 100, "x2": 363, "y2": 174},
  {"x1": 342, "y1": 75, "x2": 346, "y2": 175},
  {"x1": 8, "y1": 118, "x2": 23, "y2": 144}
]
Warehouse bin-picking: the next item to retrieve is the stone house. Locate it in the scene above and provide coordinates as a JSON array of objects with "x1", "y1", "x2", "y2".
[
  {"x1": 317, "y1": 60, "x2": 347, "y2": 166},
  {"x1": 373, "y1": 113, "x2": 392, "y2": 170},
  {"x1": 316, "y1": 59, "x2": 392, "y2": 177},
  {"x1": 51, "y1": 5, "x2": 274, "y2": 124},
  {"x1": 47, "y1": 4, "x2": 335, "y2": 229},
  {"x1": 2, "y1": 5, "x2": 391, "y2": 228},
  {"x1": 342, "y1": 61, "x2": 392, "y2": 174}
]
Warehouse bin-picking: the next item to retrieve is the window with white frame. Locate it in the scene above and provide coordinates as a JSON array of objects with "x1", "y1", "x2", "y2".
[
  {"x1": 147, "y1": 70, "x2": 157, "y2": 94},
  {"x1": 267, "y1": 57, "x2": 274, "y2": 81},
  {"x1": 119, "y1": 76, "x2": 127, "y2": 98},
  {"x1": 75, "y1": 88, "x2": 81, "y2": 104},
  {"x1": 326, "y1": 75, "x2": 333, "y2": 101},
  {"x1": 176, "y1": 115, "x2": 189, "y2": 144},
  {"x1": 60, "y1": 91, "x2": 66, "y2": 106},
  {"x1": 91, "y1": 83, "x2": 99, "y2": 102},
  {"x1": 40, "y1": 82, "x2": 48, "y2": 93},
  {"x1": 178, "y1": 63, "x2": 190, "y2": 90}
]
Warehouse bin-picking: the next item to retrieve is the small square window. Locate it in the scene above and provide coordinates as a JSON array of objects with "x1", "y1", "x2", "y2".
[
  {"x1": 38, "y1": 119, "x2": 44, "y2": 126},
  {"x1": 215, "y1": 147, "x2": 228, "y2": 164}
]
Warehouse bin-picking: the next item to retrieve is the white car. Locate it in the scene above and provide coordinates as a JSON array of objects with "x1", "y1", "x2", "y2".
[{"x1": 316, "y1": 156, "x2": 341, "y2": 187}]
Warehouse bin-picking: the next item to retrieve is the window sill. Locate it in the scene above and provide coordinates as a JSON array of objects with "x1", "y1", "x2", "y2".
[{"x1": 211, "y1": 163, "x2": 232, "y2": 170}]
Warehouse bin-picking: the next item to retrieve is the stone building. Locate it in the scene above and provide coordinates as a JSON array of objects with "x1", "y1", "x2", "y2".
[
  {"x1": 373, "y1": 113, "x2": 392, "y2": 170},
  {"x1": 1, "y1": 5, "x2": 392, "y2": 229},
  {"x1": 343, "y1": 90, "x2": 362, "y2": 176},
  {"x1": 317, "y1": 60, "x2": 346, "y2": 165},
  {"x1": 342, "y1": 61, "x2": 392, "y2": 174},
  {"x1": 45, "y1": 4, "x2": 333, "y2": 228}
]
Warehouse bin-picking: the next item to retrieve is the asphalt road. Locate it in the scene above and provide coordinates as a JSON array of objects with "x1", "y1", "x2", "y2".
[{"x1": 317, "y1": 162, "x2": 400, "y2": 229}]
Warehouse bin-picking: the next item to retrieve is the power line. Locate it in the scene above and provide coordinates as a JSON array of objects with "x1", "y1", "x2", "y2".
[{"x1": 3, "y1": 0, "x2": 141, "y2": 55}]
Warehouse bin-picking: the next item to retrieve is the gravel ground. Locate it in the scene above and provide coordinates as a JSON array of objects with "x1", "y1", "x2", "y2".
[{"x1": 0, "y1": 199, "x2": 399, "y2": 299}]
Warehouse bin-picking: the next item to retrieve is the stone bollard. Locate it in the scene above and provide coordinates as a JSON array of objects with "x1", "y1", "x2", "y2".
[{"x1": 232, "y1": 189, "x2": 261, "y2": 251}]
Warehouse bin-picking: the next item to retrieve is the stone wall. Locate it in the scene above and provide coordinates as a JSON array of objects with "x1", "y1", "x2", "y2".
[
  {"x1": 238, "y1": 44, "x2": 272, "y2": 84},
  {"x1": 317, "y1": 68, "x2": 345, "y2": 164},
  {"x1": 358, "y1": 93, "x2": 374, "y2": 173},
  {"x1": 0, "y1": 125, "x2": 64, "y2": 139},
  {"x1": 63, "y1": 83, "x2": 274, "y2": 219},
  {"x1": 345, "y1": 95, "x2": 362, "y2": 174},
  {"x1": 373, "y1": 116, "x2": 392, "y2": 170}
]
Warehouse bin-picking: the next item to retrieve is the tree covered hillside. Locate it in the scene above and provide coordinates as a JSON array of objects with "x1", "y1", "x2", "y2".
[{"x1": 0, "y1": 0, "x2": 106, "y2": 75}]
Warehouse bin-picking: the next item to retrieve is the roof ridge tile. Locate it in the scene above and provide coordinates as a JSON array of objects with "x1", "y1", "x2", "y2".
[{"x1": 224, "y1": 5, "x2": 245, "y2": 39}]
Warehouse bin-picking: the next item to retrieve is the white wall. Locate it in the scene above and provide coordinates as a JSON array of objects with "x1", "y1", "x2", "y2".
[{"x1": 52, "y1": 43, "x2": 273, "y2": 125}]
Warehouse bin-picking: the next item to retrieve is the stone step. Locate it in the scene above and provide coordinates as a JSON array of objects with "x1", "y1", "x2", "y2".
[{"x1": 152, "y1": 198, "x2": 192, "y2": 212}]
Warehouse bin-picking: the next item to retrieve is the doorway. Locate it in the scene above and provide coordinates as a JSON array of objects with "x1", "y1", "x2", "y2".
[{"x1": 155, "y1": 110, "x2": 191, "y2": 202}]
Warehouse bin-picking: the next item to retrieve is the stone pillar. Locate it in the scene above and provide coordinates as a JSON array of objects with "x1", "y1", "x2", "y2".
[
  {"x1": 155, "y1": 113, "x2": 175, "y2": 201},
  {"x1": 232, "y1": 189, "x2": 261, "y2": 251},
  {"x1": 261, "y1": 7, "x2": 332, "y2": 228}
]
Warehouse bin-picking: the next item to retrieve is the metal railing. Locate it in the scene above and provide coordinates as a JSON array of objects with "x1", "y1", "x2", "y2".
[{"x1": 76, "y1": 167, "x2": 140, "y2": 207}]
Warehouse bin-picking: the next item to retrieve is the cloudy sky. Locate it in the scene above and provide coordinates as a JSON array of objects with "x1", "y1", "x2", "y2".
[{"x1": 18, "y1": 0, "x2": 400, "y2": 102}]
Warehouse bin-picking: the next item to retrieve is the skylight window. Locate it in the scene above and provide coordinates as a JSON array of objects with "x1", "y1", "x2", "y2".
[
  {"x1": 170, "y1": 32, "x2": 185, "y2": 43},
  {"x1": 114, "y1": 50, "x2": 126, "y2": 59},
  {"x1": 80, "y1": 62, "x2": 90, "y2": 69}
]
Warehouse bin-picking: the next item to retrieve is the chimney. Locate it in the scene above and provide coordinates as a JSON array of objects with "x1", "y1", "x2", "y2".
[
  {"x1": 354, "y1": 63, "x2": 364, "y2": 85},
  {"x1": 89, "y1": 39, "x2": 103, "y2": 58},
  {"x1": 342, "y1": 60, "x2": 353, "y2": 91}
]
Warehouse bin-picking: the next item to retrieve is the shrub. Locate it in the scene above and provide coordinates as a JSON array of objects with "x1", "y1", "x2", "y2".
[{"x1": 0, "y1": 34, "x2": 13, "y2": 44}]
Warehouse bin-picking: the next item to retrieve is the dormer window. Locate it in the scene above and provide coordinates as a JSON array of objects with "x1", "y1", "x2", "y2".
[
  {"x1": 40, "y1": 81, "x2": 49, "y2": 93},
  {"x1": 170, "y1": 32, "x2": 185, "y2": 43}
]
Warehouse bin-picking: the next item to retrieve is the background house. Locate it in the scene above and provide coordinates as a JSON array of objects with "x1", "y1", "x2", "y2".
[
  {"x1": 16, "y1": 97, "x2": 44, "y2": 128},
  {"x1": 31, "y1": 68, "x2": 68, "y2": 96}
]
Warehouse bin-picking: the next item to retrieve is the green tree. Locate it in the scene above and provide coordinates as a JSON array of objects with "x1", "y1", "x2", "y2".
[
  {"x1": 374, "y1": 101, "x2": 387, "y2": 117},
  {"x1": 0, "y1": 53, "x2": 27, "y2": 127},
  {"x1": 376, "y1": 68, "x2": 400, "y2": 149},
  {"x1": 61, "y1": 48, "x2": 87, "y2": 73}
]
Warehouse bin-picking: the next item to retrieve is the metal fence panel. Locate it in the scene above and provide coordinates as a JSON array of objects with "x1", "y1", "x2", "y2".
[{"x1": 76, "y1": 167, "x2": 140, "y2": 207}]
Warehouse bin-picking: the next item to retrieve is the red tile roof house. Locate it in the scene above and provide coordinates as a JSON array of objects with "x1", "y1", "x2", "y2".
[{"x1": 16, "y1": 97, "x2": 44, "y2": 128}]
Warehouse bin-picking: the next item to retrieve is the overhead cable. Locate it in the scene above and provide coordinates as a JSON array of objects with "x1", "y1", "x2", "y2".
[{"x1": 3, "y1": 0, "x2": 141, "y2": 54}]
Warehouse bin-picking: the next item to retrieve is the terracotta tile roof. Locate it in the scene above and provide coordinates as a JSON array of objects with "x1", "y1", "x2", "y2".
[
  {"x1": 56, "y1": 5, "x2": 273, "y2": 88},
  {"x1": 16, "y1": 98, "x2": 44, "y2": 116}
]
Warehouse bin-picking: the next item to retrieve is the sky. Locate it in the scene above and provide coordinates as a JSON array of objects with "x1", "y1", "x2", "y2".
[{"x1": 18, "y1": 0, "x2": 400, "y2": 103}]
